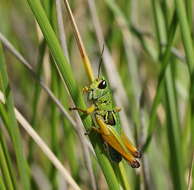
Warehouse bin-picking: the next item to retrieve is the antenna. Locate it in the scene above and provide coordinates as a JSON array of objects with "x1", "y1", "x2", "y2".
[{"x1": 97, "y1": 44, "x2": 105, "y2": 78}]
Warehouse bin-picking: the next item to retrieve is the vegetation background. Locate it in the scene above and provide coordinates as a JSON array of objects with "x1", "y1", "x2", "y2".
[{"x1": 0, "y1": 0, "x2": 193, "y2": 189}]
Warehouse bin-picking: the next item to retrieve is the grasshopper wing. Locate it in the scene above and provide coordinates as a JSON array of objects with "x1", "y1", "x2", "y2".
[{"x1": 96, "y1": 116, "x2": 140, "y2": 168}]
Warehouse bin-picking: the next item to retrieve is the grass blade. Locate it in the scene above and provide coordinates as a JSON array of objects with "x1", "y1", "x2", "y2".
[
  {"x1": 0, "y1": 42, "x2": 30, "y2": 190},
  {"x1": 0, "y1": 141, "x2": 14, "y2": 190}
]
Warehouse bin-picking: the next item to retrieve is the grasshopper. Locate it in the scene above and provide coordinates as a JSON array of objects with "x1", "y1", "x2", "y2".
[{"x1": 70, "y1": 76, "x2": 141, "y2": 168}]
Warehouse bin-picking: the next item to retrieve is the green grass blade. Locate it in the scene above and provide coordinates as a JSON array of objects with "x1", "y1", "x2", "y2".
[
  {"x1": 0, "y1": 127, "x2": 17, "y2": 189},
  {"x1": 185, "y1": 0, "x2": 193, "y2": 30},
  {"x1": 164, "y1": 65, "x2": 185, "y2": 190},
  {"x1": 0, "y1": 142, "x2": 14, "y2": 190},
  {"x1": 175, "y1": 0, "x2": 194, "y2": 162},
  {"x1": 28, "y1": 40, "x2": 46, "y2": 163},
  {"x1": 0, "y1": 43, "x2": 30, "y2": 190},
  {"x1": 174, "y1": 0, "x2": 194, "y2": 72},
  {"x1": 0, "y1": 174, "x2": 7, "y2": 190},
  {"x1": 118, "y1": 162, "x2": 131, "y2": 190},
  {"x1": 49, "y1": 62, "x2": 61, "y2": 190}
]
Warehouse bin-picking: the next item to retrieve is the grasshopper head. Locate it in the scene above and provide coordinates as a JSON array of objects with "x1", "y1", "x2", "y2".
[{"x1": 88, "y1": 77, "x2": 109, "y2": 100}]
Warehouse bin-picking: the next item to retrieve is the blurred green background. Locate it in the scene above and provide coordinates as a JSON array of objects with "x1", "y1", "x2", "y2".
[{"x1": 0, "y1": 0, "x2": 193, "y2": 189}]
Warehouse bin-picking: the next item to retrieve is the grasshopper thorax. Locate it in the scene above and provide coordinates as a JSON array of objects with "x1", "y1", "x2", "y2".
[{"x1": 87, "y1": 76, "x2": 114, "y2": 115}]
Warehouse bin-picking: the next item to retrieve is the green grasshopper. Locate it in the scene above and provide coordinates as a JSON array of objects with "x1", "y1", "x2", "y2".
[
  {"x1": 70, "y1": 47, "x2": 141, "y2": 168},
  {"x1": 70, "y1": 75, "x2": 141, "y2": 168}
]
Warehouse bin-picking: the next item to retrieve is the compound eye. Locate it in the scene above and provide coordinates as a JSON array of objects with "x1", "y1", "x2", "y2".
[{"x1": 98, "y1": 80, "x2": 107, "y2": 89}]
